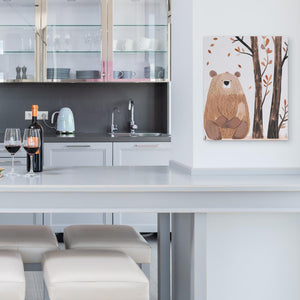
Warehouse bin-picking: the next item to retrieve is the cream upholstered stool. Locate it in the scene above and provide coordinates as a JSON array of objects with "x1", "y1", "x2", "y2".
[
  {"x1": 0, "y1": 225, "x2": 59, "y2": 266},
  {"x1": 42, "y1": 249, "x2": 149, "y2": 300},
  {"x1": 0, "y1": 250, "x2": 25, "y2": 300},
  {"x1": 0, "y1": 225, "x2": 59, "y2": 299},
  {"x1": 64, "y1": 225, "x2": 151, "y2": 277}
]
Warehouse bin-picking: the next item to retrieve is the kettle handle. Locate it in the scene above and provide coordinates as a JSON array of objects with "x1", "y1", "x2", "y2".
[{"x1": 51, "y1": 111, "x2": 59, "y2": 124}]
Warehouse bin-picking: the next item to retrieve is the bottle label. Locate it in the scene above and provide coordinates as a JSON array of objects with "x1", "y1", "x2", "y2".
[{"x1": 27, "y1": 137, "x2": 39, "y2": 149}]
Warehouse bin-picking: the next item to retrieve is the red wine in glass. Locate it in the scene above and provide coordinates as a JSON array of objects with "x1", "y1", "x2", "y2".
[
  {"x1": 5, "y1": 145, "x2": 21, "y2": 155},
  {"x1": 4, "y1": 128, "x2": 21, "y2": 176}
]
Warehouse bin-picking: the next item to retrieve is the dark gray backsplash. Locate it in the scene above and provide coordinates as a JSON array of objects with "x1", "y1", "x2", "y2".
[{"x1": 0, "y1": 83, "x2": 168, "y2": 135}]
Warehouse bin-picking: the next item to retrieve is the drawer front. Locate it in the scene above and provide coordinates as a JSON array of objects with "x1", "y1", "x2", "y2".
[
  {"x1": 44, "y1": 143, "x2": 113, "y2": 167},
  {"x1": 113, "y1": 142, "x2": 171, "y2": 166}
]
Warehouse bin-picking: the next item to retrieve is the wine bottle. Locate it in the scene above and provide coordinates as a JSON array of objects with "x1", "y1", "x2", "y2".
[{"x1": 27, "y1": 105, "x2": 44, "y2": 172}]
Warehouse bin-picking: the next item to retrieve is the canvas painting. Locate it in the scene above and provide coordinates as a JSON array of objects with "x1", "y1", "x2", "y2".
[{"x1": 203, "y1": 36, "x2": 288, "y2": 140}]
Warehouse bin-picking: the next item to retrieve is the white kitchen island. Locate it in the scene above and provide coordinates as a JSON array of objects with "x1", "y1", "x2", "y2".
[{"x1": 1, "y1": 166, "x2": 300, "y2": 300}]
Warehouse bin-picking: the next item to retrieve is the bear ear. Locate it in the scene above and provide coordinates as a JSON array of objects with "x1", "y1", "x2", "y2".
[
  {"x1": 209, "y1": 70, "x2": 217, "y2": 78},
  {"x1": 235, "y1": 71, "x2": 241, "y2": 78}
]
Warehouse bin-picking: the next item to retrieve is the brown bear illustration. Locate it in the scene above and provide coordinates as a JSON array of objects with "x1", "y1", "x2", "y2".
[{"x1": 204, "y1": 70, "x2": 250, "y2": 140}]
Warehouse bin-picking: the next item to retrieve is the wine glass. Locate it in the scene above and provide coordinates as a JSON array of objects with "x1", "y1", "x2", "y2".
[
  {"x1": 4, "y1": 128, "x2": 22, "y2": 176},
  {"x1": 23, "y1": 129, "x2": 40, "y2": 178}
]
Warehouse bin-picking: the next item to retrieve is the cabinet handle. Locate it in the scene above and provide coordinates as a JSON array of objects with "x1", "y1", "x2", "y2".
[
  {"x1": 65, "y1": 145, "x2": 91, "y2": 148},
  {"x1": 134, "y1": 144, "x2": 160, "y2": 148},
  {"x1": 0, "y1": 160, "x2": 23, "y2": 164}
]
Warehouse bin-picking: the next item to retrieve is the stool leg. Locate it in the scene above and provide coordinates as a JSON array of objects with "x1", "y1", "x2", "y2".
[
  {"x1": 141, "y1": 263, "x2": 151, "y2": 280},
  {"x1": 43, "y1": 281, "x2": 49, "y2": 300}
]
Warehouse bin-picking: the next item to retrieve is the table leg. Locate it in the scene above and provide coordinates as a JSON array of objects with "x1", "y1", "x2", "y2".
[
  {"x1": 158, "y1": 213, "x2": 171, "y2": 300},
  {"x1": 172, "y1": 213, "x2": 207, "y2": 300}
]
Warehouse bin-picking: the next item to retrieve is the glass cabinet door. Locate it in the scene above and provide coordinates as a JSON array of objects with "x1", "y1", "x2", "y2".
[
  {"x1": 44, "y1": 0, "x2": 104, "y2": 82},
  {"x1": 0, "y1": 0, "x2": 37, "y2": 82},
  {"x1": 109, "y1": 0, "x2": 169, "y2": 82}
]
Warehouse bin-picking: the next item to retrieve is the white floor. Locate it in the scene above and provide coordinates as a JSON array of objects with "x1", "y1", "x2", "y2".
[{"x1": 25, "y1": 234, "x2": 158, "y2": 300}]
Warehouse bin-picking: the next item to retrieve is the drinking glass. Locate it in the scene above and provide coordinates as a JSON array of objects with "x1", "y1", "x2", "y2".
[
  {"x1": 4, "y1": 128, "x2": 22, "y2": 176},
  {"x1": 23, "y1": 129, "x2": 40, "y2": 178}
]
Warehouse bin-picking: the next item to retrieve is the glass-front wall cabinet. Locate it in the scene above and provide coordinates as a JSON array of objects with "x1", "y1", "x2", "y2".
[
  {"x1": 0, "y1": 0, "x2": 37, "y2": 82},
  {"x1": 111, "y1": 0, "x2": 169, "y2": 81},
  {"x1": 45, "y1": 0, "x2": 104, "y2": 81},
  {"x1": 0, "y1": 0, "x2": 170, "y2": 82}
]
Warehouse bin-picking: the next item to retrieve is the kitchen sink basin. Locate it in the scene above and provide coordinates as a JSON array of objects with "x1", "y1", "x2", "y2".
[{"x1": 108, "y1": 132, "x2": 165, "y2": 137}]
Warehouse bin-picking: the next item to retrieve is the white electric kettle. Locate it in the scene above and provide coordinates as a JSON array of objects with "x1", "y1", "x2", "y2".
[{"x1": 51, "y1": 107, "x2": 75, "y2": 134}]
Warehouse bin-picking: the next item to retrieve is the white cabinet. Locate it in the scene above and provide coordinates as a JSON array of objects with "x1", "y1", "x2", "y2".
[
  {"x1": 44, "y1": 142, "x2": 113, "y2": 233},
  {"x1": 113, "y1": 142, "x2": 171, "y2": 232},
  {"x1": 113, "y1": 142, "x2": 171, "y2": 166},
  {"x1": 0, "y1": 144, "x2": 39, "y2": 225},
  {"x1": 44, "y1": 143, "x2": 113, "y2": 168}
]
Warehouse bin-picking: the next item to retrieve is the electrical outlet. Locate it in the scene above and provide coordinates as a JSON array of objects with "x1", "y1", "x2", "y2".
[{"x1": 25, "y1": 111, "x2": 48, "y2": 120}]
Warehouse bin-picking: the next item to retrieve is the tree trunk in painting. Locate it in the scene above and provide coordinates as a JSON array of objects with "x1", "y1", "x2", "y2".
[
  {"x1": 267, "y1": 36, "x2": 283, "y2": 139},
  {"x1": 251, "y1": 37, "x2": 264, "y2": 139}
]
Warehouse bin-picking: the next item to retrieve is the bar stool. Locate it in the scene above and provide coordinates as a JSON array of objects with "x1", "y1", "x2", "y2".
[
  {"x1": 42, "y1": 249, "x2": 149, "y2": 300},
  {"x1": 0, "y1": 225, "x2": 59, "y2": 299},
  {"x1": 0, "y1": 250, "x2": 25, "y2": 300},
  {"x1": 64, "y1": 225, "x2": 151, "y2": 278}
]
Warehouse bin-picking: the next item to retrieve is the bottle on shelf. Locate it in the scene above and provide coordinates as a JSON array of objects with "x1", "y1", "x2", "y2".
[{"x1": 27, "y1": 105, "x2": 44, "y2": 172}]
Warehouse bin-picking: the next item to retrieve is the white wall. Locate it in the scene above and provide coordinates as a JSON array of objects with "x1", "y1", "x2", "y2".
[
  {"x1": 172, "y1": 0, "x2": 300, "y2": 169},
  {"x1": 172, "y1": 0, "x2": 300, "y2": 299}
]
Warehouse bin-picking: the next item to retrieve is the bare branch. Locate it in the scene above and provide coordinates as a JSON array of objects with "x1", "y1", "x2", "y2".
[
  {"x1": 261, "y1": 54, "x2": 269, "y2": 78},
  {"x1": 235, "y1": 36, "x2": 253, "y2": 55},
  {"x1": 282, "y1": 43, "x2": 288, "y2": 67}
]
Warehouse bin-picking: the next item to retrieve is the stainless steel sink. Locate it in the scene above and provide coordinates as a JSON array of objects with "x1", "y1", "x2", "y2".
[{"x1": 108, "y1": 132, "x2": 164, "y2": 137}]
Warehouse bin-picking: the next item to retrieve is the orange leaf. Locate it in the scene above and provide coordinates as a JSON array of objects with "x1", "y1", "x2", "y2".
[
  {"x1": 261, "y1": 62, "x2": 266, "y2": 67},
  {"x1": 266, "y1": 48, "x2": 272, "y2": 54},
  {"x1": 262, "y1": 36, "x2": 266, "y2": 39},
  {"x1": 208, "y1": 50, "x2": 211, "y2": 54},
  {"x1": 213, "y1": 37, "x2": 218, "y2": 40},
  {"x1": 265, "y1": 75, "x2": 268, "y2": 80},
  {"x1": 234, "y1": 48, "x2": 240, "y2": 52},
  {"x1": 248, "y1": 86, "x2": 252, "y2": 90},
  {"x1": 263, "y1": 79, "x2": 267, "y2": 84},
  {"x1": 283, "y1": 47, "x2": 286, "y2": 52},
  {"x1": 268, "y1": 82, "x2": 272, "y2": 86},
  {"x1": 265, "y1": 38, "x2": 270, "y2": 47},
  {"x1": 269, "y1": 60, "x2": 273, "y2": 64},
  {"x1": 284, "y1": 99, "x2": 287, "y2": 106},
  {"x1": 230, "y1": 38, "x2": 235, "y2": 41},
  {"x1": 269, "y1": 75, "x2": 272, "y2": 80},
  {"x1": 266, "y1": 91, "x2": 270, "y2": 95},
  {"x1": 210, "y1": 44, "x2": 215, "y2": 47},
  {"x1": 238, "y1": 64, "x2": 242, "y2": 68},
  {"x1": 206, "y1": 61, "x2": 209, "y2": 66},
  {"x1": 227, "y1": 53, "x2": 231, "y2": 57}
]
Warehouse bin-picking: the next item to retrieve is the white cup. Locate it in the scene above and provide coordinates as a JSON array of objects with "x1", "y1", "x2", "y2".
[
  {"x1": 137, "y1": 37, "x2": 151, "y2": 51},
  {"x1": 124, "y1": 39, "x2": 134, "y2": 51}
]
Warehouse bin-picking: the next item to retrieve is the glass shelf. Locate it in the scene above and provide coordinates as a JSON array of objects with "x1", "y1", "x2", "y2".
[
  {"x1": 0, "y1": 25, "x2": 34, "y2": 27},
  {"x1": 113, "y1": 25, "x2": 167, "y2": 27},
  {"x1": 3, "y1": 51, "x2": 35, "y2": 54},
  {"x1": 113, "y1": 51, "x2": 167, "y2": 53},
  {"x1": 48, "y1": 25, "x2": 102, "y2": 27},
  {"x1": 47, "y1": 51, "x2": 101, "y2": 53}
]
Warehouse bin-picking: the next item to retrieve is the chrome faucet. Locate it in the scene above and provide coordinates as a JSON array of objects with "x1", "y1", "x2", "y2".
[
  {"x1": 128, "y1": 99, "x2": 138, "y2": 134},
  {"x1": 111, "y1": 106, "x2": 120, "y2": 136}
]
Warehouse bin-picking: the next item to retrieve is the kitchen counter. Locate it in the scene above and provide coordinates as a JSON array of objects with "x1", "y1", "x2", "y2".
[
  {"x1": 0, "y1": 132, "x2": 171, "y2": 143},
  {"x1": 44, "y1": 132, "x2": 171, "y2": 143},
  {"x1": 1, "y1": 166, "x2": 300, "y2": 300}
]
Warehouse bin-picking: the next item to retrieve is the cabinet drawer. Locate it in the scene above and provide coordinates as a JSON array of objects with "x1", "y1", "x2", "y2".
[
  {"x1": 44, "y1": 143, "x2": 113, "y2": 168},
  {"x1": 113, "y1": 142, "x2": 171, "y2": 166}
]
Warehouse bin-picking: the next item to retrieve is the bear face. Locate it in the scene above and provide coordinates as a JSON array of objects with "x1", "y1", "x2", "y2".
[{"x1": 208, "y1": 70, "x2": 244, "y2": 97}]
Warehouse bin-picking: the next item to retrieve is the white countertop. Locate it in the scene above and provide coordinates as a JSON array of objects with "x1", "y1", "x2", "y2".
[{"x1": 0, "y1": 166, "x2": 300, "y2": 192}]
